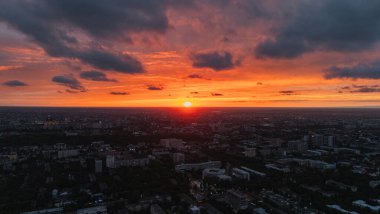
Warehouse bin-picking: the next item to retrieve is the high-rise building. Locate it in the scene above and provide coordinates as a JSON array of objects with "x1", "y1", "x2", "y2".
[
  {"x1": 312, "y1": 134, "x2": 324, "y2": 147},
  {"x1": 326, "y1": 135, "x2": 335, "y2": 147},
  {"x1": 106, "y1": 155, "x2": 115, "y2": 168},
  {"x1": 95, "y1": 160, "x2": 102, "y2": 173}
]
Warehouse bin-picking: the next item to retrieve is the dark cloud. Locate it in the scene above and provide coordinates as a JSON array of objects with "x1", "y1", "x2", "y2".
[
  {"x1": 188, "y1": 74, "x2": 203, "y2": 79},
  {"x1": 351, "y1": 87, "x2": 380, "y2": 93},
  {"x1": 3, "y1": 80, "x2": 27, "y2": 87},
  {"x1": 52, "y1": 75, "x2": 86, "y2": 92},
  {"x1": 147, "y1": 85, "x2": 163, "y2": 90},
  {"x1": 191, "y1": 51, "x2": 240, "y2": 71},
  {"x1": 353, "y1": 84, "x2": 379, "y2": 89},
  {"x1": 190, "y1": 91, "x2": 199, "y2": 94},
  {"x1": 65, "y1": 89, "x2": 80, "y2": 94},
  {"x1": 255, "y1": 0, "x2": 380, "y2": 59},
  {"x1": 0, "y1": 0, "x2": 171, "y2": 73},
  {"x1": 350, "y1": 84, "x2": 380, "y2": 93},
  {"x1": 80, "y1": 70, "x2": 117, "y2": 82},
  {"x1": 110, "y1": 91, "x2": 129, "y2": 95},
  {"x1": 325, "y1": 61, "x2": 380, "y2": 79},
  {"x1": 279, "y1": 90, "x2": 296, "y2": 95},
  {"x1": 257, "y1": 82, "x2": 263, "y2": 85},
  {"x1": 76, "y1": 50, "x2": 143, "y2": 73},
  {"x1": 211, "y1": 92, "x2": 223, "y2": 96},
  {"x1": 45, "y1": 0, "x2": 168, "y2": 39}
]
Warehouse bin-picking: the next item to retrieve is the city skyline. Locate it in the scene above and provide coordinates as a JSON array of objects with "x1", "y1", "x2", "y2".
[{"x1": 1, "y1": 0, "x2": 380, "y2": 107}]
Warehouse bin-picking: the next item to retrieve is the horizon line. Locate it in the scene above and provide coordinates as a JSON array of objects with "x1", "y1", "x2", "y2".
[{"x1": 0, "y1": 105, "x2": 379, "y2": 109}]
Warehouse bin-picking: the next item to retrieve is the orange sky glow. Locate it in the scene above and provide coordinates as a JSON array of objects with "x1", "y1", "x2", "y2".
[{"x1": 1, "y1": 0, "x2": 380, "y2": 107}]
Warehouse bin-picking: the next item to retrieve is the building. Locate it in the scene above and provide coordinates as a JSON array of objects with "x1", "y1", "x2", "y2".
[
  {"x1": 326, "y1": 135, "x2": 336, "y2": 147},
  {"x1": 95, "y1": 160, "x2": 102, "y2": 173},
  {"x1": 280, "y1": 158, "x2": 336, "y2": 170},
  {"x1": 312, "y1": 134, "x2": 324, "y2": 147},
  {"x1": 188, "y1": 205, "x2": 201, "y2": 214},
  {"x1": 77, "y1": 206, "x2": 107, "y2": 214},
  {"x1": 369, "y1": 180, "x2": 380, "y2": 188},
  {"x1": 326, "y1": 180, "x2": 357, "y2": 192},
  {"x1": 116, "y1": 157, "x2": 149, "y2": 167},
  {"x1": 21, "y1": 208, "x2": 63, "y2": 214},
  {"x1": 175, "y1": 161, "x2": 221, "y2": 172},
  {"x1": 57, "y1": 149, "x2": 79, "y2": 159},
  {"x1": 202, "y1": 168, "x2": 225, "y2": 179},
  {"x1": 225, "y1": 189, "x2": 248, "y2": 212},
  {"x1": 265, "y1": 164, "x2": 290, "y2": 173},
  {"x1": 352, "y1": 200, "x2": 380, "y2": 213},
  {"x1": 231, "y1": 168, "x2": 250, "y2": 181},
  {"x1": 106, "y1": 155, "x2": 115, "y2": 168},
  {"x1": 326, "y1": 205, "x2": 358, "y2": 214},
  {"x1": 287, "y1": 140, "x2": 308, "y2": 152},
  {"x1": 240, "y1": 166, "x2": 266, "y2": 177},
  {"x1": 54, "y1": 143, "x2": 66, "y2": 150}
]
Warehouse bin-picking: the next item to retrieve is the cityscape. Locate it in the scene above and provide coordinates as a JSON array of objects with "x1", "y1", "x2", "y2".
[
  {"x1": 0, "y1": 107, "x2": 379, "y2": 213},
  {"x1": 1, "y1": 0, "x2": 380, "y2": 213}
]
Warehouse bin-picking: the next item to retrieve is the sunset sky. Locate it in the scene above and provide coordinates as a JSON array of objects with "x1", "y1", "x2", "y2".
[{"x1": 1, "y1": 0, "x2": 380, "y2": 107}]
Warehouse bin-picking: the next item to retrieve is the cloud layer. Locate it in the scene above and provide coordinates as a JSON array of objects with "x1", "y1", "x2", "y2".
[
  {"x1": 0, "y1": 0, "x2": 170, "y2": 73},
  {"x1": 3, "y1": 80, "x2": 27, "y2": 87},
  {"x1": 80, "y1": 70, "x2": 117, "y2": 82},
  {"x1": 255, "y1": 0, "x2": 380, "y2": 59},
  {"x1": 191, "y1": 52, "x2": 239, "y2": 71},
  {"x1": 325, "y1": 61, "x2": 380, "y2": 79},
  {"x1": 147, "y1": 85, "x2": 163, "y2": 90},
  {"x1": 110, "y1": 91, "x2": 129, "y2": 95},
  {"x1": 1, "y1": 0, "x2": 380, "y2": 107},
  {"x1": 52, "y1": 75, "x2": 86, "y2": 92}
]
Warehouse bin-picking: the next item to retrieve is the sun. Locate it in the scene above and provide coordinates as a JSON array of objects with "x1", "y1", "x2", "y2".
[{"x1": 183, "y1": 101, "x2": 192, "y2": 107}]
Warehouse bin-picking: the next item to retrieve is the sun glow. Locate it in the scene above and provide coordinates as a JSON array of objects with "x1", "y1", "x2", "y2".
[{"x1": 183, "y1": 101, "x2": 192, "y2": 107}]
